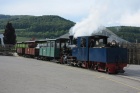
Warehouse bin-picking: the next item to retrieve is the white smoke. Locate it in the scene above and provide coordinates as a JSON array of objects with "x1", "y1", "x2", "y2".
[
  {"x1": 69, "y1": 5, "x2": 107, "y2": 37},
  {"x1": 70, "y1": 0, "x2": 140, "y2": 37}
]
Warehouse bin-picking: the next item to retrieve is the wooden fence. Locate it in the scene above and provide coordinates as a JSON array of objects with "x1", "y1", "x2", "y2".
[{"x1": 122, "y1": 43, "x2": 140, "y2": 65}]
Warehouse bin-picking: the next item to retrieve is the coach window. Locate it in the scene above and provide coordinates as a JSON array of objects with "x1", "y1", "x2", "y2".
[
  {"x1": 51, "y1": 41, "x2": 55, "y2": 47},
  {"x1": 47, "y1": 42, "x2": 50, "y2": 47}
]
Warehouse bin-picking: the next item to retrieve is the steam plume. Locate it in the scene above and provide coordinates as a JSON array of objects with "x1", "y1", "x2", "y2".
[{"x1": 69, "y1": 0, "x2": 140, "y2": 38}]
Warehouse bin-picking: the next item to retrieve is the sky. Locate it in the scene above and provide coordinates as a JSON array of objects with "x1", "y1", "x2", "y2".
[
  {"x1": 1, "y1": 0, "x2": 140, "y2": 27},
  {"x1": 0, "y1": 0, "x2": 91, "y2": 22}
]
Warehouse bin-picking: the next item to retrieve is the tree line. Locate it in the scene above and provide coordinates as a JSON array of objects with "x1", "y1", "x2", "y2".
[
  {"x1": 107, "y1": 26, "x2": 140, "y2": 43},
  {"x1": 0, "y1": 14, "x2": 140, "y2": 42},
  {"x1": 0, "y1": 15, "x2": 75, "y2": 39}
]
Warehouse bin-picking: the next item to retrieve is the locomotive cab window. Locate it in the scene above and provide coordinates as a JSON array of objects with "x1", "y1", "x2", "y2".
[
  {"x1": 89, "y1": 36, "x2": 108, "y2": 48},
  {"x1": 81, "y1": 38, "x2": 86, "y2": 47},
  {"x1": 94, "y1": 39, "x2": 106, "y2": 47}
]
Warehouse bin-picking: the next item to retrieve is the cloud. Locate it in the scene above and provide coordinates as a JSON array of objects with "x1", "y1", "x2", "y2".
[
  {"x1": 0, "y1": 0, "x2": 91, "y2": 22},
  {"x1": 119, "y1": 11, "x2": 140, "y2": 26},
  {"x1": 1, "y1": 0, "x2": 140, "y2": 26}
]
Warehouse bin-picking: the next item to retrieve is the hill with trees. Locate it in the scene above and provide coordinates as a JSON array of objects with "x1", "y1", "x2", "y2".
[
  {"x1": 0, "y1": 14, "x2": 140, "y2": 43},
  {"x1": 107, "y1": 26, "x2": 140, "y2": 43},
  {"x1": 0, "y1": 14, "x2": 75, "y2": 41}
]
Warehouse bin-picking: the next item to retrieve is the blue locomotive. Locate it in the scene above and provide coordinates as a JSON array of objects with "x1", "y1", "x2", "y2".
[{"x1": 63, "y1": 35, "x2": 128, "y2": 74}]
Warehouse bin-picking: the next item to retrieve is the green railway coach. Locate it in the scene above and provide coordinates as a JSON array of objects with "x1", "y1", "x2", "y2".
[{"x1": 38, "y1": 38, "x2": 69, "y2": 61}]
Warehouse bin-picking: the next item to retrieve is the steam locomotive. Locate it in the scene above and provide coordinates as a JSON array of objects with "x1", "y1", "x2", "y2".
[{"x1": 16, "y1": 35, "x2": 128, "y2": 74}]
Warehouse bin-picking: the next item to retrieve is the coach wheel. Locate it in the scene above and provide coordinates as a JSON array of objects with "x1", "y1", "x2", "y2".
[
  {"x1": 62, "y1": 59, "x2": 65, "y2": 64},
  {"x1": 37, "y1": 57, "x2": 39, "y2": 60}
]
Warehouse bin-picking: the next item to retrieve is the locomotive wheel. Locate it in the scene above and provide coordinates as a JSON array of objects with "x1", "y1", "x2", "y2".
[
  {"x1": 105, "y1": 68, "x2": 111, "y2": 74},
  {"x1": 105, "y1": 68, "x2": 109, "y2": 74},
  {"x1": 94, "y1": 65, "x2": 98, "y2": 71},
  {"x1": 77, "y1": 63, "x2": 82, "y2": 67}
]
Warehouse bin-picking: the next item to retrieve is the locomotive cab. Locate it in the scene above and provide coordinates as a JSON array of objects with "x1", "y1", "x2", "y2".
[{"x1": 88, "y1": 35, "x2": 127, "y2": 74}]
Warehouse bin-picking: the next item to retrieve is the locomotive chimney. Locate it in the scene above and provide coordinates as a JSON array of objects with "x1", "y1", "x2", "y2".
[
  {"x1": 69, "y1": 35, "x2": 73, "y2": 44},
  {"x1": 103, "y1": 37, "x2": 107, "y2": 45}
]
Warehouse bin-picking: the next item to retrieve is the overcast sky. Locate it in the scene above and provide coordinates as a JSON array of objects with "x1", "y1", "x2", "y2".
[
  {"x1": 1, "y1": 0, "x2": 140, "y2": 27},
  {"x1": 0, "y1": 0, "x2": 92, "y2": 22}
]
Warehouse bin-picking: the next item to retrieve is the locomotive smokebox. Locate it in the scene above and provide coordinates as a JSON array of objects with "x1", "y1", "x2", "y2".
[{"x1": 69, "y1": 35, "x2": 73, "y2": 44}]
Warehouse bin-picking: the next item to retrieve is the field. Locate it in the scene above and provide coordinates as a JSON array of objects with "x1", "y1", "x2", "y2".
[
  {"x1": 0, "y1": 29, "x2": 4, "y2": 34},
  {"x1": 0, "y1": 29, "x2": 39, "y2": 42},
  {"x1": 16, "y1": 37, "x2": 33, "y2": 42}
]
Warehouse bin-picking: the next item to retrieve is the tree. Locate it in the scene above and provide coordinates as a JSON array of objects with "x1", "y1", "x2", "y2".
[{"x1": 3, "y1": 22, "x2": 16, "y2": 45}]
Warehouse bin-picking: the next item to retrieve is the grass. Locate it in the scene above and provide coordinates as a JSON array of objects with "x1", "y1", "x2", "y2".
[
  {"x1": 0, "y1": 29, "x2": 4, "y2": 34},
  {"x1": 0, "y1": 29, "x2": 41, "y2": 42},
  {"x1": 16, "y1": 37, "x2": 41, "y2": 42},
  {"x1": 0, "y1": 29, "x2": 32, "y2": 42},
  {"x1": 16, "y1": 37, "x2": 32, "y2": 42}
]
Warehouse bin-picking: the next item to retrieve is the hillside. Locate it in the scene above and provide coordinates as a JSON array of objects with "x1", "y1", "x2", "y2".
[
  {"x1": 0, "y1": 14, "x2": 75, "y2": 41},
  {"x1": 107, "y1": 26, "x2": 140, "y2": 43},
  {"x1": 0, "y1": 14, "x2": 140, "y2": 43}
]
